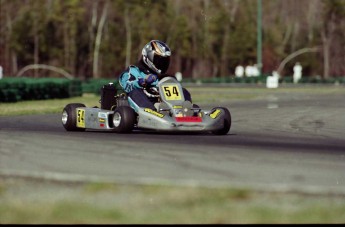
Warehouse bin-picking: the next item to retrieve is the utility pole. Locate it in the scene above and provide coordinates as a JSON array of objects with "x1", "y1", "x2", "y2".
[{"x1": 257, "y1": 0, "x2": 262, "y2": 76}]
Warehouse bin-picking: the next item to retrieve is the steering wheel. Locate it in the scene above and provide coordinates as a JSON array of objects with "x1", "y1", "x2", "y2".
[{"x1": 143, "y1": 86, "x2": 160, "y2": 98}]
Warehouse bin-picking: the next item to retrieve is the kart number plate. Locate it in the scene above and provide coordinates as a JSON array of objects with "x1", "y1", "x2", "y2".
[
  {"x1": 162, "y1": 85, "x2": 182, "y2": 101},
  {"x1": 76, "y1": 109, "x2": 85, "y2": 128}
]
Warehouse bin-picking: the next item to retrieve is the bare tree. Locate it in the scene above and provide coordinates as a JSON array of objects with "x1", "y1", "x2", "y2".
[
  {"x1": 32, "y1": 5, "x2": 39, "y2": 78},
  {"x1": 322, "y1": 2, "x2": 337, "y2": 78},
  {"x1": 124, "y1": 5, "x2": 132, "y2": 68},
  {"x1": 220, "y1": 0, "x2": 239, "y2": 77},
  {"x1": 0, "y1": 0, "x2": 20, "y2": 75},
  {"x1": 93, "y1": 0, "x2": 109, "y2": 78}
]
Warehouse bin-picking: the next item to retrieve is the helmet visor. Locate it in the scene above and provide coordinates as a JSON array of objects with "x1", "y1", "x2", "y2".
[{"x1": 153, "y1": 55, "x2": 170, "y2": 74}]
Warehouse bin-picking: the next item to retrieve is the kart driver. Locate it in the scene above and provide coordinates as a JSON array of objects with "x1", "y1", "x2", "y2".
[{"x1": 118, "y1": 40, "x2": 191, "y2": 110}]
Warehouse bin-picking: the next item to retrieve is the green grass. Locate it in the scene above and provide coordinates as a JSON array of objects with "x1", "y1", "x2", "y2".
[
  {"x1": 187, "y1": 86, "x2": 345, "y2": 103},
  {"x1": 0, "y1": 94, "x2": 100, "y2": 116},
  {"x1": 0, "y1": 181, "x2": 344, "y2": 224},
  {"x1": 2, "y1": 86, "x2": 344, "y2": 116}
]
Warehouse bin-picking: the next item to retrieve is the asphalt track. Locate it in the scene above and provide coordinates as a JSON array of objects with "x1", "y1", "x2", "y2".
[{"x1": 1, "y1": 87, "x2": 345, "y2": 194}]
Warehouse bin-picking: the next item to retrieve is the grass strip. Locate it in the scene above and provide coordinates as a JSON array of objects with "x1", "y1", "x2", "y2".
[
  {"x1": 0, "y1": 180, "x2": 344, "y2": 224},
  {"x1": 1, "y1": 86, "x2": 344, "y2": 116}
]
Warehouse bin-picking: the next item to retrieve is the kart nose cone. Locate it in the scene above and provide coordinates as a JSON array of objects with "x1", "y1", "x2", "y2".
[{"x1": 182, "y1": 101, "x2": 193, "y2": 116}]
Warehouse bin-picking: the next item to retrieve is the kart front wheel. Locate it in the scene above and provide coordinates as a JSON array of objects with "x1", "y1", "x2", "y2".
[
  {"x1": 112, "y1": 106, "x2": 136, "y2": 133},
  {"x1": 62, "y1": 103, "x2": 86, "y2": 131},
  {"x1": 212, "y1": 107, "x2": 231, "y2": 135}
]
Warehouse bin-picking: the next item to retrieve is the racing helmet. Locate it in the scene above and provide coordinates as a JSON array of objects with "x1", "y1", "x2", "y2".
[{"x1": 141, "y1": 40, "x2": 171, "y2": 74}]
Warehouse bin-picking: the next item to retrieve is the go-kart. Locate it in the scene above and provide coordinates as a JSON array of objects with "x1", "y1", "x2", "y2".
[{"x1": 62, "y1": 76, "x2": 231, "y2": 135}]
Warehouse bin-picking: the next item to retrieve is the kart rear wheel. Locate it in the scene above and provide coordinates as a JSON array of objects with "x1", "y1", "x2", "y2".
[
  {"x1": 62, "y1": 103, "x2": 86, "y2": 131},
  {"x1": 212, "y1": 107, "x2": 231, "y2": 135},
  {"x1": 112, "y1": 106, "x2": 136, "y2": 133}
]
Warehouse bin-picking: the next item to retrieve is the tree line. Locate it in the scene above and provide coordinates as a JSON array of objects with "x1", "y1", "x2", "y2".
[{"x1": 0, "y1": 0, "x2": 344, "y2": 80}]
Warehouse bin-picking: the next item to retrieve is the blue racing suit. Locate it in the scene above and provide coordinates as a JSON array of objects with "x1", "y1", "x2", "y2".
[{"x1": 119, "y1": 65, "x2": 158, "y2": 111}]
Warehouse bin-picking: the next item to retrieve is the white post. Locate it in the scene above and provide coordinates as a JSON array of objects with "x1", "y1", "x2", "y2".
[
  {"x1": 0, "y1": 66, "x2": 3, "y2": 79},
  {"x1": 293, "y1": 62, "x2": 302, "y2": 84},
  {"x1": 266, "y1": 71, "x2": 279, "y2": 88}
]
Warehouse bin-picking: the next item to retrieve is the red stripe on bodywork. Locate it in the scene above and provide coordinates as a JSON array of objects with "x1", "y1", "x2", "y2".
[{"x1": 175, "y1": 117, "x2": 202, "y2": 122}]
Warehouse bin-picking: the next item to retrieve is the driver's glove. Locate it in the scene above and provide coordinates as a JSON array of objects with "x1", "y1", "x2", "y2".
[
  {"x1": 146, "y1": 74, "x2": 158, "y2": 84},
  {"x1": 138, "y1": 74, "x2": 157, "y2": 87}
]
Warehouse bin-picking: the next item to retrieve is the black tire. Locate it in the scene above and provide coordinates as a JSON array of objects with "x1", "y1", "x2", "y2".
[
  {"x1": 62, "y1": 103, "x2": 86, "y2": 131},
  {"x1": 212, "y1": 107, "x2": 231, "y2": 135},
  {"x1": 112, "y1": 106, "x2": 136, "y2": 133}
]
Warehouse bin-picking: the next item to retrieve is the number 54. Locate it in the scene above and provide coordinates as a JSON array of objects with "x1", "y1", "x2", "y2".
[{"x1": 163, "y1": 85, "x2": 181, "y2": 100}]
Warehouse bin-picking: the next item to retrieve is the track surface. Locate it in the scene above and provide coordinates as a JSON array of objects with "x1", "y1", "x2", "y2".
[{"x1": 1, "y1": 88, "x2": 345, "y2": 194}]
